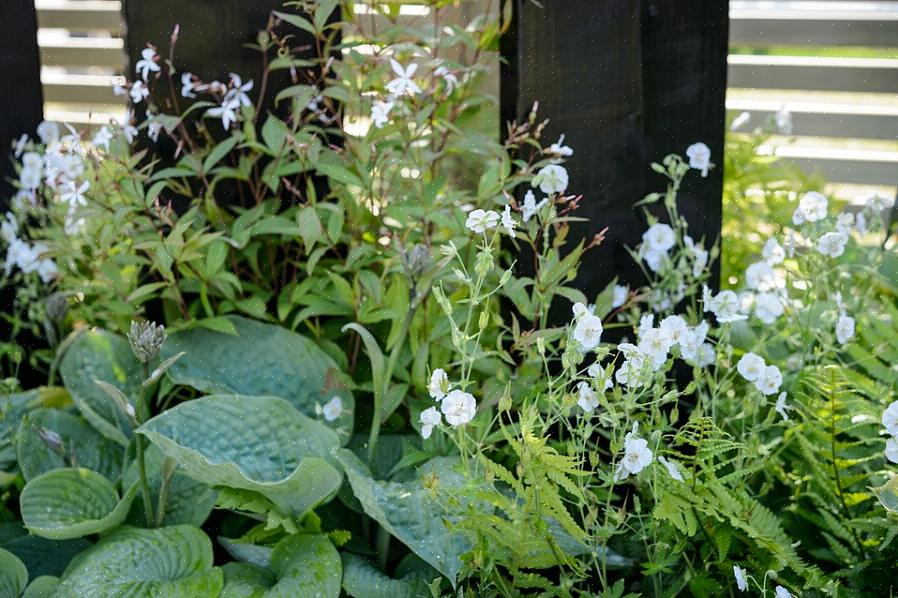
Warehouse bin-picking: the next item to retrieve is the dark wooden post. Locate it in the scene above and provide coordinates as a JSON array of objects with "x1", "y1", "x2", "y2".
[
  {"x1": 0, "y1": 0, "x2": 43, "y2": 207},
  {"x1": 501, "y1": 0, "x2": 728, "y2": 296}
]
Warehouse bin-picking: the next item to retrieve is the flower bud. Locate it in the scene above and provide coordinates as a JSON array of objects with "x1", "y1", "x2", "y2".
[
  {"x1": 44, "y1": 293, "x2": 69, "y2": 323},
  {"x1": 127, "y1": 320, "x2": 166, "y2": 364},
  {"x1": 478, "y1": 310, "x2": 489, "y2": 330}
]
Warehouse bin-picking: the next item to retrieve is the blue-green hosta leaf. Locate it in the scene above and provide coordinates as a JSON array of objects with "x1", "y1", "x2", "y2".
[
  {"x1": 341, "y1": 553, "x2": 433, "y2": 598},
  {"x1": 21, "y1": 576, "x2": 58, "y2": 598},
  {"x1": 0, "y1": 547, "x2": 28, "y2": 598},
  {"x1": 20, "y1": 468, "x2": 137, "y2": 540},
  {"x1": 1, "y1": 536, "x2": 90, "y2": 579},
  {"x1": 874, "y1": 475, "x2": 898, "y2": 512},
  {"x1": 57, "y1": 525, "x2": 223, "y2": 597},
  {"x1": 0, "y1": 387, "x2": 70, "y2": 473},
  {"x1": 15, "y1": 408, "x2": 123, "y2": 482},
  {"x1": 335, "y1": 450, "x2": 470, "y2": 586},
  {"x1": 123, "y1": 444, "x2": 217, "y2": 527},
  {"x1": 162, "y1": 316, "x2": 354, "y2": 442},
  {"x1": 220, "y1": 534, "x2": 340, "y2": 597},
  {"x1": 138, "y1": 395, "x2": 342, "y2": 517},
  {"x1": 59, "y1": 329, "x2": 143, "y2": 446},
  {"x1": 218, "y1": 537, "x2": 273, "y2": 568}
]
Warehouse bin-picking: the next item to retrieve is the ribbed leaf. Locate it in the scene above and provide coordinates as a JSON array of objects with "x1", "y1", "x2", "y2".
[
  {"x1": 21, "y1": 576, "x2": 58, "y2": 598},
  {"x1": 59, "y1": 330, "x2": 142, "y2": 446},
  {"x1": 1, "y1": 536, "x2": 90, "y2": 578},
  {"x1": 57, "y1": 525, "x2": 222, "y2": 597},
  {"x1": 123, "y1": 444, "x2": 217, "y2": 527},
  {"x1": 138, "y1": 395, "x2": 342, "y2": 517},
  {"x1": 16, "y1": 408, "x2": 123, "y2": 482},
  {"x1": 0, "y1": 547, "x2": 28, "y2": 598},
  {"x1": 0, "y1": 387, "x2": 69, "y2": 473},
  {"x1": 336, "y1": 450, "x2": 470, "y2": 586},
  {"x1": 163, "y1": 316, "x2": 354, "y2": 442},
  {"x1": 20, "y1": 468, "x2": 137, "y2": 540},
  {"x1": 341, "y1": 553, "x2": 432, "y2": 598}
]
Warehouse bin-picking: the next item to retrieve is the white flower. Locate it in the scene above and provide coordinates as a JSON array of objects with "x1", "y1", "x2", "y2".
[
  {"x1": 730, "y1": 111, "x2": 751, "y2": 131},
  {"x1": 146, "y1": 116, "x2": 163, "y2": 142},
  {"x1": 659, "y1": 315, "x2": 688, "y2": 347},
  {"x1": 120, "y1": 111, "x2": 138, "y2": 143},
  {"x1": 135, "y1": 47, "x2": 160, "y2": 81},
  {"x1": 685, "y1": 142, "x2": 712, "y2": 177},
  {"x1": 433, "y1": 65, "x2": 458, "y2": 93},
  {"x1": 224, "y1": 73, "x2": 253, "y2": 108},
  {"x1": 532, "y1": 164, "x2": 569, "y2": 195},
  {"x1": 881, "y1": 401, "x2": 898, "y2": 436},
  {"x1": 520, "y1": 190, "x2": 547, "y2": 223},
  {"x1": 762, "y1": 238, "x2": 785, "y2": 265},
  {"x1": 657, "y1": 456, "x2": 684, "y2": 482},
  {"x1": 419, "y1": 406, "x2": 442, "y2": 439},
  {"x1": 501, "y1": 205, "x2": 517, "y2": 239},
  {"x1": 756, "y1": 365, "x2": 783, "y2": 396},
  {"x1": 638, "y1": 328, "x2": 674, "y2": 369},
  {"x1": 638, "y1": 314, "x2": 654, "y2": 339},
  {"x1": 886, "y1": 437, "x2": 898, "y2": 464},
  {"x1": 642, "y1": 223, "x2": 676, "y2": 252},
  {"x1": 836, "y1": 212, "x2": 854, "y2": 235},
  {"x1": 775, "y1": 106, "x2": 793, "y2": 134},
  {"x1": 14, "y1": 134, "x2": 28, "y2": 157},
  {"x1": 733, "y1": 566, "x2": 749, "y2": 592},
  {"x1": 615, "y1": 347, "x2": 650, "y2": 388},
  {"x1": 691, "y1": 244, "x2": 709, "y2": 277},
  {"x1": 835, "y1": 315, "x2": 855, "y2": 345},
  {"x1": 817, "y1": 231, "x2": 848, "y2": 258},
  {"x1": 1, "y1": 213, "x2": 17, "y2": 243},
  {"x1": 612, "y1": 284, "x2": 628, "y2": 308},
  {"x1": 737, "y1": 353, "x2": 766, "y2": 382},
  {"x1": 181, "y1": 72, "x2": 197, "y2": 98},
  {"x1": 36, "y1": 258, "x2": 58, "y2": 283},
  {"x1": 754, "y1": 292, "x2": 783, "y2": 325},
  {"x1": 428, "y1": 369, "x2": 449, "y2": 401},
  {"x1": 704, "y1": 287, "x2": 746, "y2": 323},
  {"x1": 864, "y1": 192, "x2": 894, "y2": 212},
  {"x1": 465, "y1": 209, "x2": 499, "y2": 234},
  {"x1": 641, "y1": 247, "x2": 666, "y2": 273},
  {"x1": 36, "y1": 121, "x2": 60, "y2": 145},
  {"x1": 60, "y1": 180, "x2": 89, "y2": 207},
  {"x1": 386, "y1": 59, "x2": 421, "y2": 96},
  {"x1": 774, "y1": 586, "x2": 791, "y2": 598},
  {"x1": 679, "y1": 321, "x2": 708, "y2": 362},
  {"x1": 129, "y1": 80, "x2": 150, "y2": 104},
  {"x1": 207, "y1": 98, "x2": 240, "y2": 130},
  {"x1": 92, "y1": 126, "x2": 112, "y2": 151},
  {"x1": 856, "y1": 212, "x2": 867, "y2": 235},
  {"x1": 573, "y1": 313, "x2": 603, "y2": 352},
  {"x1": 587, "y1": 363, "x2": 613, "y2": 391},
  {"x1": 546, "y1": 134, "x2": 573, "y2": 157},
  {"x1": 745, "y1": 261, "x2": 777, "y2": 292},
  {"x1": 322, "y1": 396, "x2": 343, "y2": 421},
  {"x1": 371, "y1": 99, "x2": 394, "y2": 129},
  {"x1": 615, "y1": 428, "x2": 653, "y2": 480},
  {"x1": 693, "y1": 343, "x2": 716, "y2": 367},
  {"x1": 441, "y1": 390, "x2": 476, "y2": 426},
  {"x1": 576, "y1": 381, "x2": 599, "y2": 413},
  {"x1": 775, "y1": 392, "x2": 791, "y2": 421},
  {"x1": 798, "y1": 191, "x2": 828, "y2": 222}
]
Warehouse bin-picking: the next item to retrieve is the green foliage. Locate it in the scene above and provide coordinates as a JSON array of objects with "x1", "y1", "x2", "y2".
[{"x1": 0, "y1": 547, "x2": 28, "y2": 598}]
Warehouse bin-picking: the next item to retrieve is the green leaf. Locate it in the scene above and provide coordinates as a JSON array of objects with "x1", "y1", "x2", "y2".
[
  {"x1": 341, "y1": 553, "x2": 433, "y2": 598},
  {"x1": 1, "y1": 536, "x2": 90, "y2": 579},
  {"x1": 20, "y1": 468, "x2": 137, "y2": 540},
  {"x1": 56, "y1": 525, "x2": 223, "y2": 597},
  {"x1": 163, "y1": 315, "x2": 354, "y2": 441},
  {"x1": 123, "y1": 444, "x2": 217, "y2": 527},
  {"x1": 261, "y1": 115, "x2": 289, "y2": 155},
  {"x1": 138, "y1": 395, "x2": 342, "y2": 518},
  {"x1": 15, "y1": 408, "x2": 123, "y2": 482},
  {"x1": 21, "y1": 576, "x2": 58, "y2": 598},
  {"x1": 59, "y1": 330, "x2": 143, "y2": 446},
  {"x1": 0, "y1": 547, "x2": 28, "y2": 598},
  {"x1": 874, "y1": 475, "x2": 898, "y2": 512},
  {"x1": 335, "y1": 451, "x2": 470, "y2": 586},
  {"x1": 203, "y1": 135, "x2": 241, "y2": 174},
  {"x1": 221, "y1": 563, "x2": 275, "y2": 597},
  {"x1": 273, "y1": 11, "x2": 316, "y2": 35},
  {"x1": 1, "y1": 388, "x2": 70, "y2": 473}
]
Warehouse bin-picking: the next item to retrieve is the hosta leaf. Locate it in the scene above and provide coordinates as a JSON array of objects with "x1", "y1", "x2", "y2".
[
  {"x1": 138, "y1": 395, "x2": 342, "y2": 517},
  {"x1": 0, "y1": 387, "x2": 70, "y2": 473},
  {"x1": 123, "y1": 444, "x2": 217, "y2": 527},
  {"x1": 21, "y1": 576, "x2": 58, "y2": 598},
  {"x1": 20, "y1": 468, "x2": 137, "y2": 540},
  {"x1": 16, "y1": 408, "x2": 123, "y2": 482},
  {"x1": 57, "y1": 525, "x2": 223, "y2": 597},
  {"x1": 873, "y1": 475, "x2": 898, "y2": 512},
  {"x1": 59, "y1": 330, "x2": 142, "y2": 446},
  {"x1": 0, "y1": 547, "x2": 28, "y2": 598},
  {"x1": 335, "y1": 451, "x2": 470, "y2": 586},
  {"x1": 341, "y1": 553, "x2": 433, "y2": 598},
  {"x1": 220, "y1": 535, "x2": 341, "y2": 597},
  {"x1": 162, "y1": 315, "x2": 354, "y2": 442},
  {"x1": 1, "y1": 536, "x2": 90, "y2": 578}
]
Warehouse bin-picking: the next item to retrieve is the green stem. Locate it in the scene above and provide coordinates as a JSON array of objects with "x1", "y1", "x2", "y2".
[
  {"x1": 137, "y1": 363, "x2": 155, "y2": 527},
  {"x1": 155, "y1": 459, "x2": 175, "y2": 527}
]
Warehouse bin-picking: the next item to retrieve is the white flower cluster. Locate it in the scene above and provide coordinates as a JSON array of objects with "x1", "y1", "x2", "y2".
[
  {"x1": 2, "y1": 212, "x2": 56, "y2": 283},
  {"x1": 419, "y1": 368, "x2": 477, "y2": 439},
  {"x1": 613, "y1": 423, "x2": 653, "y2": 481},
  {"x1": 882, "y1": 401, "x2": 898, "y2": 464},
  {"x1": 736, "y1": 352, "x2": 783, "y2": 396},
  {"x1": 571, "y1": 302, "x2": 603, "y2": 352},
  {"x1": 614, "y1": 315, "x2": 714, "y2": 389},
  {"x1": 369, "y1": 57, "x2": 460, "y2": 130}
]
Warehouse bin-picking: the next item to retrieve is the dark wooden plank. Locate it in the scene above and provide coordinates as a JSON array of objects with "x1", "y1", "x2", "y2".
[{"x1": 501, "y1": 0, "x2": 728, "y2": 297}]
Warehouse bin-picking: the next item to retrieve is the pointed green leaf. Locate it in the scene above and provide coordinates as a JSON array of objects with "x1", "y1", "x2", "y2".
[
  {"x1": 341, "y1": 553, "x2": 433, "y2": 598},
  {"x1": 16, "y1": 408, "x2": 123, "y2": 482},
  {"x1": 57, "y1": 525, "x2": 223, "y2": 597},
  {"x1": 138, "y1": 395, "x2": 342, "y2": 517},
  {"x1": 162, "y1": 316, "x2": 354, "y2": 442},
  {"x1": 335, "y1": 451, "x2": 470, "y2": 586},
  {"x1": 20, "y1": 468, "x2": 137, "y2": 540},
  {"x1": 0, "y1": 547, "x2": 28, "y2": 598}
]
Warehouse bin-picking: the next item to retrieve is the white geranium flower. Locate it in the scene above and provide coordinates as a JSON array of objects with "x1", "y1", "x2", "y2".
[
  {"x1": 419, "y1": 406, "x2": 442, "y2": 440},
  {"x1": 615, "y1": 353, "x2": 649, "y2": 388},
  {"x1": 532, "y1": 164, "x2": 569, "y2": 195},
  {"x1": 36, "y1": 121, "x2": 60, "y2": 145},
  {"x1": 135, "y1": 47, "x2": 160, "y2": 81},
  {"x1": 371, "y1": 99, "x2": 394, "y2": 129},
  {"x1": 129, "y1": 80, "x2": 150, "y2": 104},
  {"x1": 642, "y1": 223, "x2": 676, "y2": 252},
  {"x1": 501, "y1": 205, "x2": 517, "y2": 239},
  {"x1": 835, "y1": 315, "x2": 855, "y2": 345},
  {"x1": 573, "y1": 313, "x2": 603, "y2": 352},
  {"x1": 60, "y1": 180, "x2": 89, "y2": 207},
  {"x1": 659, "y1": 315, "x2": 688, "y2": 347},
  {"x1": 679, "y1": 321, "x2": 708, "y2": 362},
  {"x1": 615, "y1": 427, "x2": 653, "y2": 480},
  {"x1": 685, "y1": 142, "x2": 712, "y2": 177},
  {"x1": 587, "y1": 363, "x2": 613, "y2": 391},
  {"x1": 864, "y1": 192, "x2": 894, "y2": 212},
  {"x1": 745, "y1": 261, "x2": 777, "y2": 291},
  {"x1": 733, "y1": 566, "x2": 749, "y2": 592},
  {"x1": 881, "y1": 401, "x2": 898, "y2": 436},
  {"x1": 693, "y1": 343, "x2": 716, "y2": 367},
  {"x1": 207, "y1": 98, "x2": 240, "y2": 130},
  {"x1": 612, "y1": 284, "x2": 628, "y2": 308},
  {"x1": 754, "y1": 292, "x2": 783, "y2": 325},
  {"x1": 657, "y1": 456, "x2": 684, "y2": 482},
  {"x1": 817, "y1": 231, "x2": 848, "y2": 258},
  {"x1": 798, "y1": 191, "x2": 828, "y2": 222},
  {"x1": 756, "y1": 365, "x2": 783, "y2": 396},
  {"x1": 775, "y1": 391, "x2": 791, "y2": 421},
  {"x1": 886, "y1": 437, "x2": 898, "y2": 464},
  {"x1": 546, "y1": 134, "x2": 573, "y2": 157},
  {"x1": 428, "y1": 368, "x2": 449, "y2": 401},
  {"x1": 737, "y1": 352, "x2": 766, "y2": 382},
  {"x1": 762, "y1": 238, "x2": 785, "y2": 265},
  {"x1": 638, "y1": 328, "x2": 673, "y2": 370},
  {"x1": 441, "y1": 390, "x2": 476, "y2": 426},
  {"x1": 704, "y1": 288, "x2": 746, "y2": 323},
  {"x1": 774, "y1": 586, "x2": 792, "y2": 598},
  {"x1": 836, "y1": 212, "x2": 854, "y2": 235},
  {"x1": 576, "y1": 381, "x2": 599, "y2": 413},
  {"x1": 641, "y1": 247, "x2": 666, "y2": 273},
  {"x1": 92, "y1": 126, "x2": 112, "y2": 151},
  {"x1": 521, "y1": 190, "x2": 547, "y2": 223},
  {"x1": 465, "y1": 209, "x2": 499, "y2": 234},
  {"x1": 321, "y1": 396, "x2": 343, "y2": 421},
  {"x1": 386, "y1": 59, "x2": 421, "y2": 96}
]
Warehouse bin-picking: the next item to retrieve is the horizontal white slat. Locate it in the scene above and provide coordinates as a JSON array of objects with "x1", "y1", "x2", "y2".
[
  {"x1": 37, "y1": 33, "x2": 125, "y2": 68},
  {"x1": 763, "y1": 144, "x2": 898, "y2": 185},
  {"x1": 727, "y1": 99, "x2": 898, "y2": 139},
  {"x1": 35, "y1": 0, "x2": 123, "y2": 32},
  {"x1": 41, "y1": 70, "x2": 125, "y2": 105},
  {"x1": 728, "y1": 55, "x2": 898, "y2": 93}
]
